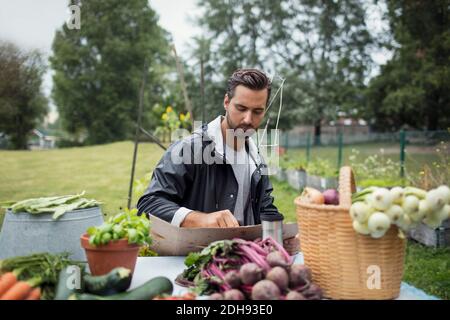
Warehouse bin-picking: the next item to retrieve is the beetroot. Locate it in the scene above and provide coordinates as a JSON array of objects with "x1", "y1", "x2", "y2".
[
  {"x1": 239, "y1": 263, "x2": 263, "y2": 285},
  {"x1": 266, "y1": 251, "x2": 290, "y2": 268},
  {"x1": 286, "y1": 291, "x2": 306, "y2": 300},
  {"x1": 302, "y1": 283, "x2": 323, "y2": 300},
  {"x1": 251, "y1": 280, "x2": 281, "y2": 300},
  {"x1": 289, "y1": 264, "x2": 312, "y2": 288},
  {"x1": 209, "y1": 293, "x2": 224, "y2": 300},
  {"x1": 265, "y1": 267, "x2": 289, "y2": 291},
  {"x1": 223, "y1": 289, "x2": 245, "y2": 300},
  {"x1": 323, "y1": 189, "x2": 339, "y2": 205},
  {"x1": 224, "y1": 270, "x2": 241, "y2": 288}
]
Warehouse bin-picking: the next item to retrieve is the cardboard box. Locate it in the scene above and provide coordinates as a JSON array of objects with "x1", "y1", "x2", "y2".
[{"x1": 149, "y1": 215, "x2": 299, "y2": 256}]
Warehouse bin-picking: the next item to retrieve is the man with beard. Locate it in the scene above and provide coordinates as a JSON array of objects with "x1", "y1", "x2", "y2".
[{"x1": 137, "y1": 68, "x2": 298, "y2": 254}]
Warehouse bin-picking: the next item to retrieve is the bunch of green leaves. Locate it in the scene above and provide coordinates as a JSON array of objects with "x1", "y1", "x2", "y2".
[
  {"x1": 349, "y1": 148, "x2": 400, "y2": 181},
  {"x1": 2, "y1": 191, "x2": 101, "y2": 220},
  {"x1": 87, "y1": 208, "x2": 152, "y2": 247},
  {"x1": 138, "y1": 245, "x2": 158, "y2": 257},
  {"x1": 278, "y1": 154, "x2": 307, "y2": 171},
  {"x1": 132, "y1": 172, "x2": 152, "y2": 202},
  {"x1": 182, "y1": 240, "x2": 237, "y2": 282},
  {"x1": 0, "y1": 252, "x2": 85, "y2": 300},
  {"x1": 305, "y1": 158, "x2": 337, "y2": 178}
]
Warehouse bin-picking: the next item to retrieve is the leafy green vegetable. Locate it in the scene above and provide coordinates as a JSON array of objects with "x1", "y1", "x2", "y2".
[
  {"x1": 87, "y1": 208, "x2": 152, "y2": 247},
  {"x1": 0, "y1": 252, "x2": 85, "y2": 300}
]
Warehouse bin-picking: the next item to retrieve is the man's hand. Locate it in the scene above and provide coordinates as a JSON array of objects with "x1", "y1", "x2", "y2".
[
  {"x1": 181, "y1": 210, "x2": 240, "y2": 228},
  {"x1": 283, "y1": 233, "x2": 300, "y2": 256}
]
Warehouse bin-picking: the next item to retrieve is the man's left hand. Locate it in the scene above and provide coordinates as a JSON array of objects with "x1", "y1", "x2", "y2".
[{"x1": 283, "y1": 233, "x2": 300, "y2": 256}]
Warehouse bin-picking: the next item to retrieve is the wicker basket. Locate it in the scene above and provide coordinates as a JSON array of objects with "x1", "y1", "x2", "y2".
[{"x1": 295, "y1": 166, "x2": 406, "y2": 299}]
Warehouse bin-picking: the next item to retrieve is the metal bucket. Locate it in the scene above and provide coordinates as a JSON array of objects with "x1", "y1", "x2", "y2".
[{"x1": 0, "y1": 206, "x2": 104, "y2": 260}]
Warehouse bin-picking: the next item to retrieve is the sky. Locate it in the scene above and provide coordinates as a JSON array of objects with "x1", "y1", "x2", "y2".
[
  {"x1": 0, "y1": 0, "x2": 200, "y2": 122},
  {"x1": 0, "y1": 0, "x2": 390, "y2": 123}
]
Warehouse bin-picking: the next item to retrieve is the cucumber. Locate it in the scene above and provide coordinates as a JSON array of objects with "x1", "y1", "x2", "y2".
[
  {"x1": 54, "y1": 266, "x2": 85, "y2": 300},
  {"x1": 69, "y1": 276, "x2": 173, "y2": 300},
  {"x1": 84, "y1": 267, "x2": 132, "y2": 295}
]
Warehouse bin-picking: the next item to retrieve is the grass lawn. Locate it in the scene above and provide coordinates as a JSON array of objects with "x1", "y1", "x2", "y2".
[
  {"x1": 284, "y1": 142, "x2": 441, "y2": 176},
  {"x1": 1, "y1": 141, "x2": 448, "y2": 299}
]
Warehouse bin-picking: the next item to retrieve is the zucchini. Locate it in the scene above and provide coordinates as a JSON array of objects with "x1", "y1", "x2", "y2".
[
  {"x1": 54, "y1": 266, "x2": 85, "y2": 300},
  {"x1": 84, "y1": 267, "x2": 132, "y2": 295},
  {"x1": 69, "y1": 276, "x2": 173, "y2": 300}
]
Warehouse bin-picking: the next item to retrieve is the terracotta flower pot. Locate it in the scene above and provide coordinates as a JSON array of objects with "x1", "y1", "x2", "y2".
[{"x1": 80, "y1": 233, "x2": 141, "y2": 276}]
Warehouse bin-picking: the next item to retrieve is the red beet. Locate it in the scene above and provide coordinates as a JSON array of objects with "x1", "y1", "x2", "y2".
[
  {"x1": 289, "y1": 264, "x2": 312, "y2": 288},
  {"x1": 251, "y1": 280, "x2": 281, "y2": 300},
  {"x1": 209, "y1": 293, "x2": 224, "y2": 300},
  {"x1": 265, "y1": 266, "x2": 289, "y2": 292},
  {"x1": 286, "y1": 291, "x2": 306, "y2": 300},
  {"x1": 302, "y1": 283, "x2": 323, "y2": 300},
  {"x1": 223, "y1": 289, "x2": 245, "y2": 300},
  {"x1": 224, "y1": 270, "x2": 241, "y2": 288},
  {"x1": 239, "y1": 263, "x2": 263, "y2": 285},
  {"x1": 266, "y1": 251, "x2": 290, "y2": 268}
]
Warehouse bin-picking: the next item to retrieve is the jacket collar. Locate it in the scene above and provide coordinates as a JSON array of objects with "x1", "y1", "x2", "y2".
[{"x1": 198, "y1": 115, "x2": 262, "y2": 166}]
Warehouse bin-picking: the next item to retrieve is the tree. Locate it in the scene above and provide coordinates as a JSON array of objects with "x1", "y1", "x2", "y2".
[
  {"x1": 365, "y1": 0, "x2": 450, "y2": 131},
  {"x1": 50, "y1": 0, "x2": 171, "y2": 145},
  {"x1": 194, "y1": 0, "x2": 376, "y2": 143},
  {"x1": 0, "y1": 41, "x2": 48, "y2": 149}
]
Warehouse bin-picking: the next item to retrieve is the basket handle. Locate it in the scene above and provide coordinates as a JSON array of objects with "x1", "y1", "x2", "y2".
[{"x1": 338, "y1": 166, "x2": 356, "y2": 208}]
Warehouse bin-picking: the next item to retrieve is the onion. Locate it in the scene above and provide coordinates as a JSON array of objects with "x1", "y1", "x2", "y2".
[
  {"x1": 368, "y1": 188, "x2": 393, "y2": 211},
  {"x1": 390, "y1": 187, "x2": 404, "y2": 205},
  {"x1": 402, "y1": 195, "x2": 419, "y2": 214},
  {"x1": 299, "y1": 187, "x2": 325, "y2": 205},
  {"x1": 435, "y1": 204, "x2": 450, "y2": 222},
  {"x1": 423, "y1": 215, "x2": 442, "y2": 229},
  {"x1": 323, "y1": 189, "x2": 339, "y2": 205},
  {"x1": 425, "y1": 189, "x2": 446, "y2": 212},
  {"x1": 414, "y1": 200, "x2": 432, "y2": 222},
  {"x1": 396, "y1": 213, "x2": 414, "y2": 231},
  {"x1": 350, "y1": 202, "x2": 371, "y2": 223},
  {"x1": 352, "y1": 220, "x2": 370, "y2": 235},
  {"x1": 367, "y1": 212, "x2": 391, "y2": 234},
  {"x1": 385, "y1": 205, "x2": 403, "y2": 224},
  {"x1": 436, "y1": 185, "x2": 450, "y2": 204},
  {"x1": 370, "y1": 229, "x2": 388, "y2": 239}
]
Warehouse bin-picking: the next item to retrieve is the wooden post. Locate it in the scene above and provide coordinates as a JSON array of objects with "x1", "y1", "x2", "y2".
[
  {"x1": 400, "y1": 129, "x2": 406, "y2": 180},
  {"x1": 172, "y1": 45, "x2": 194, "y2": 123},
  {"x1": 128, "y1": 61, "x2": 148, "y2": 209}
]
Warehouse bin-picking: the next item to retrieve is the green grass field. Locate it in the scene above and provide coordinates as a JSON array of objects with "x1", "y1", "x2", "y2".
[
  {"x1": 285, "y1": 142, "x2": 441, "y2": 177},
  {"x1": 0, "y1": 141, "x2": 448, "y2": 299}
]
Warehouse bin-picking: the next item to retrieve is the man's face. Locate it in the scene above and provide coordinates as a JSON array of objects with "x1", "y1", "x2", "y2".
[{"x1": 223, "y1": 85, "x2": 267, "y2": 134}]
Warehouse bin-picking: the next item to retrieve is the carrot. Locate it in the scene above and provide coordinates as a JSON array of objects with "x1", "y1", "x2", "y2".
[
  {"x1": 26, "y1": 287, "x2": 41, "y2": 300},
  {"x1": 0, "y1": 281, "x2": 32, "y2": 300},
  {"x1": 0, "y1": 272, "x2": 17, "y2": 297}
]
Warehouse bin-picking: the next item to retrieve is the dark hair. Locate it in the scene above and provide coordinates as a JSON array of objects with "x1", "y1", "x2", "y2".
[{"x1": 226, "y1": 68, "x2": 272, "y2": 104}]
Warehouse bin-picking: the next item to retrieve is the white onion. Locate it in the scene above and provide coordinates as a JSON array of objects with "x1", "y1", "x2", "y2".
[
  {"x1": 350, "y1": 202, "x2": 371, "y2": 223},
  {"x1": 436, "y1": 185, "x2": 450, "y2": 204},
  {"x1": 370, "y1": 229, "x2": 388, "y2": 239},
  {"x1": 352, "y1": 220, "x2": 370, "y2": 235},
  {"x1": 402, "y1": 195, "x2": 419, "y2": 214},
  {"x1": 368, "y1": 188, "x2": 393, "y2": 211},
  {"x1": 385, "y1": 205, "x2": 403, "y2": 224},
  {"x1": 368, "y1": 212, "x2": 391, "y2": 234},
  {"x1": 390, "y1": 187, "x2": 404, "y2": 205},
  {"x1": 425, "y1": 189, "x2": 446, "y2": 212},
  {"x1": 396, "y1": 213, "x2": 413, "y2": 232}
]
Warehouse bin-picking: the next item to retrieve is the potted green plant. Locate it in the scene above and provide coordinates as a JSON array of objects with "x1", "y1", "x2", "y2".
[{"x1": 80, "y1": 208, "x2": 152, "y2": 276}]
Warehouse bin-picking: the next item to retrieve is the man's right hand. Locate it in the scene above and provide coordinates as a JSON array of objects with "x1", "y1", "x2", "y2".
[{"x1": 181, "y1": 210, "x2": 240, "y2": 228}]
